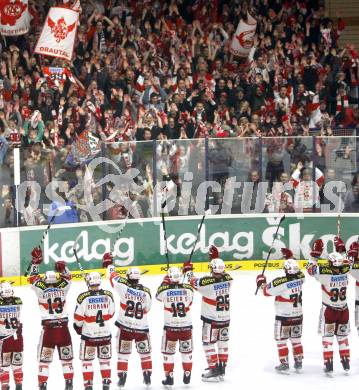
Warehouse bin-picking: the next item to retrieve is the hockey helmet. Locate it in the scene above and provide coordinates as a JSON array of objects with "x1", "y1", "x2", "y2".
[
  {"x1": 210, "y1": 258, "x2": 225, "y2": 275},
  {"x1": 0, "y1": 282, "x2": 13, "y2": 298},
  {"x1": 328, "y1": 252, "x2": 345, "y2": 267},
  {"x1": 44, "y1": 271, "x2": 57, "y2": 284},
  {"x1": 126, "y1": 267, "x2": 141, "y2": 281},
  {"x1": 283, "y1": 259, "x2": 300, "y2": 275},
  {"x1": 167, "y1": 267, "x2": 181, "y2": 283},
  {"x1": 86, "y1": 272, "x2": 102, "y2": 288}
]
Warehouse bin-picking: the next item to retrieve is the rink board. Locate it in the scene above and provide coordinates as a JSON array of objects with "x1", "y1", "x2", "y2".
[
  {"x1": 2, "y1": 259, "x2": 325, "y2": 286},
  {"x1": 0, "y1": 213, "x2": 358, "y2": 281}
]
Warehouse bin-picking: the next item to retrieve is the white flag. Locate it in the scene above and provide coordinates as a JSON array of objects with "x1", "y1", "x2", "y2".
[
  {"x1": 231, "y1": 13, "x2": 257, "y2": 57},
  {"x1": 0, "y1": 0, "x2": 30, "y2": 36},
  {"x1": 34, "y1": 6, "x2": 79, "y2": 61}
]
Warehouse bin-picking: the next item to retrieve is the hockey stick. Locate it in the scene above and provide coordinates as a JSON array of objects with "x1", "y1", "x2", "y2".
[
  {"x1": 24, "y1": 211, "x2": 58, "y2": 277},
  {"x1": 161, "y1": 198, "x2": 170, "y2": 270},
  {"x1": 187, "y1": 209, "x2": 211, "y2": 264},
  {"x1": 255, "y1": 215, "x2": 286, "y2": 295},
  {"x1": 111, "y1": 210, "x2": 130, "y2": 254},
  {"x1": 72, "y1": 233, "x2": 87, "y2": 279}
]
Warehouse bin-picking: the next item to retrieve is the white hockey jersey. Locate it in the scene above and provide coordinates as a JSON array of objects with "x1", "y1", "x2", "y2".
[
  {"x1": 31, "y1": 277, "x2": 71, "y2": 325},
  {"x1": 108, "y1": 269, "x2": 151, "y2": 332},
  {"x1": 0, "y1": 296, "x2": 22, "y2": 338},
  {"x1": 74, "y1": 289, "x2": 115, "y2": 340},
  {"x1": 191, "y1": 274, "x2": 232, "y2": 324},
  {"x1": 263, "y1": 272, "x2": 305, "y2": 318},
  {"x1": 307, "y1": 259, "x2": 350, "y2": 309},
  {"x1": 156, "y1": 282, "x2": 194, "y2": 329}
]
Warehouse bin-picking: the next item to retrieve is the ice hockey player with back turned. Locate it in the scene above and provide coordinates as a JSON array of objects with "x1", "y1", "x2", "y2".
[
  {"x1": 306, "y1": 237, "x2": 351, "y2": 376},
  {"x1": 256, "y1": 248, "x2": 305, "y2": 374},
  {"x1": 29, "y1": 247, "x2": 74, "y2": 390},
  {"x1": 156, "y1": 266, "x2": 194, "y2": 389},
  {"x1": 183, "y1": 245, "x2": 232, "y2": 382},
  {"x1": 103, "y1": 253, "x2": 152, "y2": 389},
  {"x1": 0, "y1": 282, "x2": 24, "y2": 390},
  {"x1": 74, "y1": 272, "x2": 115, "y2": 390}
]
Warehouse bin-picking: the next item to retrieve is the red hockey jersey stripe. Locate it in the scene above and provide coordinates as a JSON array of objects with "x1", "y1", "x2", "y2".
[
  {"x1": 74, "y1": 313, "x2": 113, "y2": 323},
  {"x1": 202, "y1": 296, "x2": 217, "y2": 306}
]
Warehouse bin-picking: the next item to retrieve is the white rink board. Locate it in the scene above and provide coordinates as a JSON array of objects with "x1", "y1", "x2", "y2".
[{"x1": 15, "y1": 271, "x2": 359, "y2": 390}]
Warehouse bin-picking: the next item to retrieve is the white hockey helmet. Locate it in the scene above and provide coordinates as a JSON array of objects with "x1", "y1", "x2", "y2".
[
  {"x1": 210, "y1": 258, "x2": 225, "y2": 275},
  {"x1": 0, "y1": 282, "x2": 13, "y2": 298},
  {"x1": 167, "y1": 266, "x2": 181, "y2": 283},
  {"x1": 86, "y1": 272, "x2": 102, "y2": 288},
  {"x1": 126, "y1": 267, "x2": 141, "y2": 281},
  {"x1": 283, "y1": 259, "x2": 300, "y2": 275},
  {"x1": 328, "y1": 252, "x2": 344, "y2": 267},
  {"x1": 44, "y1": 271, "x2": 57, "y2": 284}
]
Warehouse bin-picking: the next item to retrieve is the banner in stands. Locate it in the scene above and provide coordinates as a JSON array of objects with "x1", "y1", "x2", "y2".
[
  {"x1": 0, "y1": 0, "x2": 30, "y2": 36},
  {"x1": 17, "y1": 215, "x2": 359, "y2": 274},
  {"x1": 34, "y1": 6, "x2": 79, "y2": 61},
  {"x1": 230, "y1": 12, "x2": 257, "y2": 57}
]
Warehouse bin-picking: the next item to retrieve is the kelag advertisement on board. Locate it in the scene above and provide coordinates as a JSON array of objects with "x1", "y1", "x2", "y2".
[{"x1": 18, "y1": 215, "x2": 359, "y2": 274}]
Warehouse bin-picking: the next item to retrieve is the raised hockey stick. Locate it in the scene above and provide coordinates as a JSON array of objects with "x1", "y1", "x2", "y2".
[
  {"x1": 72, "y1": 232, "x2": 87, "y2": 279},
  {"x1": 255, "y1": 215, "x2": 286, "y2": 295},
  {"x1": 111, "y1": 211, "x2": 130, "y2": 254},
  {"x1": 161, "y1": 198, "x2": 170, "y2": 270},
  {"x1": 24, "y1": 211, "x2": 58, "y2": 277},
  {"x1": 337, "y1": 214, "x2": 341, "y2": 237},
  {"x1": 111, "y1": 212, "x2": 129, "y2": 253},
  {"x1": 187, "y1": 209, "x2": 211, "y2": 264}
]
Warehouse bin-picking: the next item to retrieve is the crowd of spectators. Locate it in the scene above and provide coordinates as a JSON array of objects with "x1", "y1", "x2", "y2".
[{"x1": 1, "y1": 0, "x2": 359, "y2": 225}]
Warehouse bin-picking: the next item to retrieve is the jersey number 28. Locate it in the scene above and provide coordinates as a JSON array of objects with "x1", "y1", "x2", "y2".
[{"x1": 125, "y1": 300, "x2": 144, "y2": 320}]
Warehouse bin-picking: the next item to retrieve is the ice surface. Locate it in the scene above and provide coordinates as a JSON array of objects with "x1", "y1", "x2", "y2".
[{"x1": 15, "y1": 271, "x2": 359, "y2": 389}]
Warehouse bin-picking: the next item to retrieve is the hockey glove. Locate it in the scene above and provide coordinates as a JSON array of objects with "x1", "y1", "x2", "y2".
[
  {"x1": 73, "y1": 323, "x2": 82, "y2": 336},
  {"x1": 162, "y1": 275, "x2": 171, "y2": 285},
  {"x1": 183, "y1": 261, "x2": 194, "y2": 274},
  {"x1": 103, "y1": 252, "x2": 113, "y2": 268},
  {"x1": 348, "y1": 242, "x2": 359, "y2": 261},
  {"x1": 256, "y1": 274, "x2": 266, "y2": 288},
  {"x1": 334, "y1": 236, "x2": 346, "y2": 253},
  {"x1": 31, "y1": 247, "x2": 43, "y2": 265},
  {"x1": 55, "y1": 260, "x2": 68, "y2": 274},
  {"x1": 281, "y1": 248, "x2": 294, "y2": 259},
  {"x1": 209, "y1": 245, "x2": 219, "y2": 260},
  {"x1": 310, "y1": 239, "x2": 323, "y2": 258}
]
